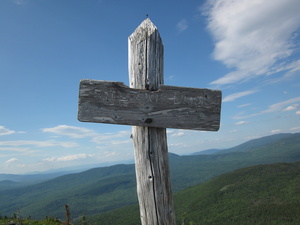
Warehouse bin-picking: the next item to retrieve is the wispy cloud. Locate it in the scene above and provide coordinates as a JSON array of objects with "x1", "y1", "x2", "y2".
[
  {"x1": 260, "y1": 97, "x2": 300, "y2": 114},
  {"x1": 0, "y1": 126, "x2": 15, "y2": 136},
  {"x1": 12, "y1": 0, "x2": 26, "y2": 5},
  {"x1": 43, "y1": 153, "x2": 94, "y2": 162},
  {"x1": 170, "y1": 131, "x2": 185, "y2": 137},
  {"x1": 223, "y1": 90, "x2": 258, "y2": 102},
  {"x1": 102, "y1": 151, "x2": 119, "y2": 158},
  {"x1": 235, "y1": 121, "x2": 248, "y2": 126},
  {"x1": 283, "y1": 104, "x2": 299, "y2": 111},
  {"x1": 42, "y1": 125, "x2": 131, "y2": 146},
  {"x1": 0, "y1": 147, "x2": 28, "y2": 152},
  {"x1": 42, "y1": 125, "x2": 98, "y2": 138},
  {"x1": 176, "y1": 19, "x2": 188, "y2": 34},
  {"x1": 271, "y1": 129, "x2": 281, "y2": 134},
  {"x1": 237, "y1": 103, "x2": 252, "y2": 108},
  {"x1": 290, "y1": 126, "x2": 300, "y2": 131},
  {"x1": 110, "y1": 140, "x2": 131, "y2": 145},
  {"x1": 0, "y1": 126, "x2": 26, "y2": 136},
  {"x1": 91, "y1": 130, "x2": 131, "y2": 144},
  {"x1": 203, "y1": 0, "x2": 300, "y2": 86},
  {"x1": 4, "y1": 158, "x2": 18, "y2": 164},
  {"x1": 234, "y1": 96, "x2": 300, "y2": 119},
  {"x1": 0, "y1": 147, "x2": 38, "y2": 156},
  {"x1": 0, "y1": 140, "x2": 78, "y2": 148},
  {"x1": 3, "y1": 158, "x2": 20, "y2": 169}
]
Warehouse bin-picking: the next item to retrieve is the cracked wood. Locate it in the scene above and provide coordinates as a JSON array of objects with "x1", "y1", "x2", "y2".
[{"x1": 78, "y1": 80, "x2": 221, "y2": 131}]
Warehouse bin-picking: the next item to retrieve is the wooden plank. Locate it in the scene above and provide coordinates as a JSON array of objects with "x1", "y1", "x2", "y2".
[
  {"x1": 78, "y1": 80, "x2": 221, "y2": 131},
  {"x1": 129, "y1": 18, "x2": 175, "y2": 225}
]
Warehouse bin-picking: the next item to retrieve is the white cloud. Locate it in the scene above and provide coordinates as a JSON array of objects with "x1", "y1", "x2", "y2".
[
  {"x1": 171, "y1": 131, "x2": 185, "y2": 137},
  {"x1": 283, "y1": 104, "x2": 298, "y2": 111},
  {"x1": 168, "y1": 143, "x2": 188, "y2": 148},
  {"x1": 260, "y1": 97, "x2": 300, "y2": 114},
  {"x1": 43, "y1": 153, "x2": 94, "y2": 162},
  {"x1": 290, "y1": 126, "x2": 300, "y2": 131},
  {"x1": 296, "y1": 111, "x2": 300, "y2": 115},
  {"x1": 5, "y1": 158, "x2": 18, "y2": 164},
  {"x1": 234, "y1": 96, "x2": 300, "y2": 119},
  {"x1": 229, "y1": 130, "x2": 239, "y2": 133},
  {"x1": 103, "y1": 151, "x2": 119, "y2": 158},
  {"x1": 223, "y1": 90, "x2": 258, "y2": 102},
  {"x1": 237, "y1": 103, "x2": 252, "y2": 108},
  {"x1": 43, "y1": 125, "x2": 97, "y2": 138},
  {"x1": 3, "y1": 158, "x2": 19, "y2": 167},
  {"x1": 204, "y1": 0, "x2": 300, "y2": 86},
  {"x1": 166, "y1": 75, "x2": 175, "y2": 81},
  {"x1": 271, "y1": 129, "x2": 281, "y2": 133},
  {"x1": 43, "y1": 125, "x2": 132, "y2": 147},
  {"x1": 177, "y1": 19, "x2": 188, "y2": 33},
  {"x1": 0, "y1": 147, "x2": 30, "y2": 152},
  {"x1": 0, "y1": 126, "x2": 15, "y2": 136},
  {"x1": 91, "y1": 130, "x2": 131, "y2": 144},
  {"x1": 0, "y1": 140, "x2": 78, "y2": 148},
  {"x1": 235, "y1": 121, "x2": 248, "y2": 126},
  {"x1": 110, "y1": 140, "x2": 131, "y2": 145}
]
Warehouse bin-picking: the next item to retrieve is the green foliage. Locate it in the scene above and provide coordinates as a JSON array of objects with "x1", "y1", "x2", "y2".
[
  {"x1": 0, "y1": 216, "x2": 61, "y2": 225},
  {"x1": 0, "y1": 133, "x2": 299, "y2": 221},
  {"x1": 74, "y1": 204, "x2": 140, "y2": 225},
  {"x1": 174, "y1": 162, "x2": 300, "y2": 225},
  {"x1": 82, "y1": 162, "x2": 300, "y2": 225},
  {"x1": 0, "y1": 165, "x2": 137, "y2": 220},
  {"x1": 170, "y1": 133, "x2": 300, "y2": 191},
  {"x1": 81, "y1": 212, "x2": 87, "y2": 225}
]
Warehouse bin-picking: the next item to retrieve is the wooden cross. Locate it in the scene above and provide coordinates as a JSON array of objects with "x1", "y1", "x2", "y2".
[{"x1": 78, "y1": 18, "x2": 221, "y2": 225}]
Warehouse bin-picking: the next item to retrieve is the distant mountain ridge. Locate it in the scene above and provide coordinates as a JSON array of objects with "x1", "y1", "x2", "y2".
[
  {"x1": 0, "y1": 132, "x2": 299, "y2": 220},
  {"x1": 0, "y1": 160, "x2": 134, "y2": 183},
  {"x1": 220, "y1": 133, "x2": 294, "y2": 153},
  {"x1": 191, "y1": 148, "x2": 221, "y2": 155},
  {"x1": 0, "y1": 171, "x2": 71, "y2": 183},
  {"x1": 0, "y1": 133, "x2": 296, "y2": 183},
  {"x1": 191, "y1": 133, "x2": 295, "y2": 155}
]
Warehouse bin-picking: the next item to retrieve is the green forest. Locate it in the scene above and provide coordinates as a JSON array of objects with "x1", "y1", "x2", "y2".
[
  {"x1": 77, "y1": 162, "x2": 300, "y2": 225},
  {"x1": 0, "y1": 217, "x2": 61, "y2": 225},
  {"x1": 2, "y1": 162, "x2": 299, "y2": 225},
  {"x1": 0, "y1": 133, "x2": 300, "y2": 224}
]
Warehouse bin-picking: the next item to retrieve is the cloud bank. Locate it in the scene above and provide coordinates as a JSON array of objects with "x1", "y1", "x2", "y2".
[{"x1": 204, "y1": 0, "x2": 300, "y2": 86}]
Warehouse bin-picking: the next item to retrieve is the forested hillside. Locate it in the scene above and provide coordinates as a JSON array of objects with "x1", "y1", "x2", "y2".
[
  {"x1": 83, "y1": 161, "x2": 300, "y2": 225},
  {"x1": 0, "y1": 133, "x2": 299, "y2": 220}
]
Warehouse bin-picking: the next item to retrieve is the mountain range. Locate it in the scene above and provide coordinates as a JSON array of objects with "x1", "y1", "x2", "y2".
[
  {"x1": 84, "y1": 161, "x2": 300, "y2": 225},
  {"x1": 0, "y1": 132, "x2": 299, "y2": 220}
]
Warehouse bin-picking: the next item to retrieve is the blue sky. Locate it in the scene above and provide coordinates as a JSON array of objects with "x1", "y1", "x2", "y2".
[{"x1": 1, "y1": 0, "x2": 299, "y2": 174}]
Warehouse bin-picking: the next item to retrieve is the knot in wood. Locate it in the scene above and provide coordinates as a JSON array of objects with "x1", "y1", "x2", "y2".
[{"x1": 144, "y1": 118, "x2": 152, "y2": 124}]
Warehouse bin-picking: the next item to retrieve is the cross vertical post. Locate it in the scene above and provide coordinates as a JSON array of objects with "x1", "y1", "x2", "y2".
[
  {"x1": 128, "y1": 19, "x2": 176, "y2": 225},
  {"x1": 78, "y1": 18, "x2": 222, "y2": 225}
]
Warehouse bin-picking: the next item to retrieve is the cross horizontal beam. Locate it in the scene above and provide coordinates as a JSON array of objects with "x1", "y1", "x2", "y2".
[{"x1": 78, "y1": 79, "x2": 221, "y2": 131}]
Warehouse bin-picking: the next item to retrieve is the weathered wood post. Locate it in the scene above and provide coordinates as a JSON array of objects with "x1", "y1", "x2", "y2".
[
  {"x1": 78, "y1": 18, "x2": 222, "y2": 225},
  {"x1": 128, "y1": 18, "x2": 175, "y2": 224}
]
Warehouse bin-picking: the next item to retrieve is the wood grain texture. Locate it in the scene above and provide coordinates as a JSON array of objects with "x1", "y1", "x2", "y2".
[
  {"x1": 77, "y1": 18, "x2": 222, "y2": 225},
  {"x1": 78, "y1": 80, "x2": 221, "y2": 131},
  {"x1": 128, "y1": 18, "x2": 176, "y2": 225}
]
